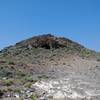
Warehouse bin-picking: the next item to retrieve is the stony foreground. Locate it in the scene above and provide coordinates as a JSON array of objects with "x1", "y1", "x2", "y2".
[{"x1": 32, "y1": 76, "x2": 100, "y2": 100}]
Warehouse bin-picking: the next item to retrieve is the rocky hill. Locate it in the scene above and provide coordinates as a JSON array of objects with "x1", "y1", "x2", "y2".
[
  {"x1": 1, "y1": 34, "x2": 85, "y2": 53},
  {"x1": 0, "y1": 34, "x2": 100, "y2": 100}
]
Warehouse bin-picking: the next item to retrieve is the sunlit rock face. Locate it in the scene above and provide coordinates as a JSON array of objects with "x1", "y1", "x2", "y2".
[{"x1": 32, "y1": 77, "x2": 100, "y2": 100}]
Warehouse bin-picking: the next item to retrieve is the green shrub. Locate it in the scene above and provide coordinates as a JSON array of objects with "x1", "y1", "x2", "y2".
[
  {"x1": 3, "y1": 79, "x2": 13, "y2": 86},
  {"x1": 24, "y1": 76, "x2": 33, "y2": 82},
  {"x1": 97, "y1": 58, "x2": 100, "y2": 62},
  {"x1": 30, "y1": 95, "x2": 37, "y2": 100},
  {"x1": 16, "y1": 71, "x2": 26, "y2": 77},
  {"x1": 80, "y1": 49, "x2": 92, "y2": 58},
  {"x1": 24, "y1": 82, "x2": 32, "y2": 88},
  {"x1": 38, "y1": 75, "x2": 49, "y2": 79},
  {"x1": 0, "y1": 68, "x2": 14, "y2": 78},
  {"x1": 8, "y1": 88, "x2": 13, "y2": 91},
  {"x1": 20, "y1": 75, "x2": 37, "y2": 84},
  {"x1": 0, "y1": 90, "x2": 4, "y2": 98},
  {"x1": 8, "y1": 61, "x2": 15, "y2": 65},
  {"x1": 13, "y1": 88, "x2": 20, "y2": 92},
  {"x1": 5, "y1": 59, "x2": 15, "y2": 65}
]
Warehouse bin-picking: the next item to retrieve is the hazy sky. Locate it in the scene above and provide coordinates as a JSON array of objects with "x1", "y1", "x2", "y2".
[{"x1": 0, "y1": 0, "x2": 100, "y2": 51}]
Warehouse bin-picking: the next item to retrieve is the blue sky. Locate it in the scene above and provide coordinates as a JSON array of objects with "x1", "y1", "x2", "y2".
[{"x1": 0, "y1": 0, "x2": 100, "y2": 51}]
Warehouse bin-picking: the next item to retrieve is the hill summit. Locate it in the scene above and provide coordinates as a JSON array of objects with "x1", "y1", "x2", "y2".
[
  {"x1": 15, "y1": 34, "x2": 84, "y2": 49},
  {"x1": 0, "y1": 34, "x2": 96, "y2": 60},
  {"x1": 1, "y1": 34, "x2": 86, "y2": 55}
]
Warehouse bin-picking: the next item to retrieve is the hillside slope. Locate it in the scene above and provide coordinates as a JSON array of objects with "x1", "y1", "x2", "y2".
[
  {"x1": 0, "y1": 34, "x2": 97, "y2": 77},
  {"x1": 0, "y1": 34, "x2": 100, "y2": 100}
]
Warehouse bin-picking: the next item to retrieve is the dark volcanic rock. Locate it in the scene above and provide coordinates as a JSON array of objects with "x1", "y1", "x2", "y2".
[{"x1": 15, "y1": 34, "x2": 84, "y2": 50}]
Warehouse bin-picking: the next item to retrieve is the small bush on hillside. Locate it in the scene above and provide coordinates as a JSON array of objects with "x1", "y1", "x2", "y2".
[
  {"x1": 38, "y1": 75, "x2": 49, "y2": 79},
  {"x1": 24, "y1": 76, "x2": 33, "y2": 82},
  {"x1": 4, "y1": 59, "x2": 15, "y2": 65},
  {"x1": 80, "y1": 49, "x2": 92, "y2": 58},
  {"x1": 24, "y1": 82, "x2": 32, "y2": 88},
  {"x1": 0, "y1": 68, "x2": 14, "y2": 78},
  {"x1": 16, "y1": 71, "x2": 26, "y2": 77},
  {"x1": 7, "y1": 61, "x2": 15, "y2": 65},
  {"x1": 3, "y1": 79, "x2": 13, "y2": 86},
  {"x1": 97, "y1": 58, "x2": 100, "y2": 62},
  {"x1": 30, "y1": 95, "x2": 37, "y2": 100},
  {"x1": 19, "y1": 75, "x2": 37, "y2": 85},
  {"x1": 0, "y1": 90, "x2": 4, "y2": 98},
  {"x1": 13, "y1": 88, "x2": 21, "y2": 93}
]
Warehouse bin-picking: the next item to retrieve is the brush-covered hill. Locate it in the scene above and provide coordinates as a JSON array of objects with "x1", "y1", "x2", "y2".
[
  {"x1": 0, "y1": 34, "x2": 99, "y2": 77},
  {"x1": 0, "y1": 34, "x2": 97, "y2": 59},
  {"x1": 0, "y1": 34, "x2": 100, "y2": 100}
]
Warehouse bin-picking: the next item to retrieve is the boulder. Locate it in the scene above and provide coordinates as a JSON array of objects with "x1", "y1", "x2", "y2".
[{"x1": 53, "y1": 91, "x2": 65, "y2": 100}]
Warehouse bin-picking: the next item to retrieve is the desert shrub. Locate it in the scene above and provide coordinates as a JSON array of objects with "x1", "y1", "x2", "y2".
[
  {"x1": 19, "y1": 97, "x2": 24, "y2": 100},
  {"x1": 4, "y1": 59, "x2": 15, "y2": 65},
  {"x1": 97, "y1": 58, "x2": 100, "y2": 62},
  {"x1": 30, "y1": 95, "x2": 37, "y2": 100},
  {"x1": 16, "y1": 71, "x2": 26, "y2": 77},
  {"x1": 24, "y1": 75, "x2": 37, "y2": 83},
  {"x1": 3, "y1": 79, "x2": 13, "y2": 86},
  {"x1": 19, "y1": 75, "x2": 37, "y2": 85},
  {"x1": 7, "y1": 61, "x2": 15, "y2": 65},
  {"x1": 13, "y1": 88, "x2": 21, "y2": 93},
  {"x1": 7, "y1": 88, "x2": 13, "y2": 92},
  {"x1": 24, "y1": 82, "x2": 32, "y2": 88},
  {"x1": 63, "y1": 62, "x2": 66, "y2": 65},
  {"x1": 0, "y1": 90, "x2": 4, "y2": 98},
  {"x1": 7, "y1": 60, "x2": 15, "y2": 65},
  {"x1": 24, "y1": 76, "x2": 33, "y2": 82},
  {"x1": 80, "y1": 49, "x2": 92, "y2": 58},
  {"x1": 38, "y1": 75, "x2": 49, "y2": 79},
  {"x1": 0, "y1": 67, "x2": 14, "y2": 78}
]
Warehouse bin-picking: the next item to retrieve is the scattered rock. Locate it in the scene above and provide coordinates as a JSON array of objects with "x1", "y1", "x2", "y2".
[
  {"x1": 32, "y1": 77, "x2": 100, "y2": 100},
  {"x1": 53, "y1": 91, "x2": 65, "y2": 100}
]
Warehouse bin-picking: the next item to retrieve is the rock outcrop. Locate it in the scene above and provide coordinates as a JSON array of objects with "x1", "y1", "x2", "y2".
[{"x1": 15, "y1": 34, "x2": 84, "y2": 50}]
